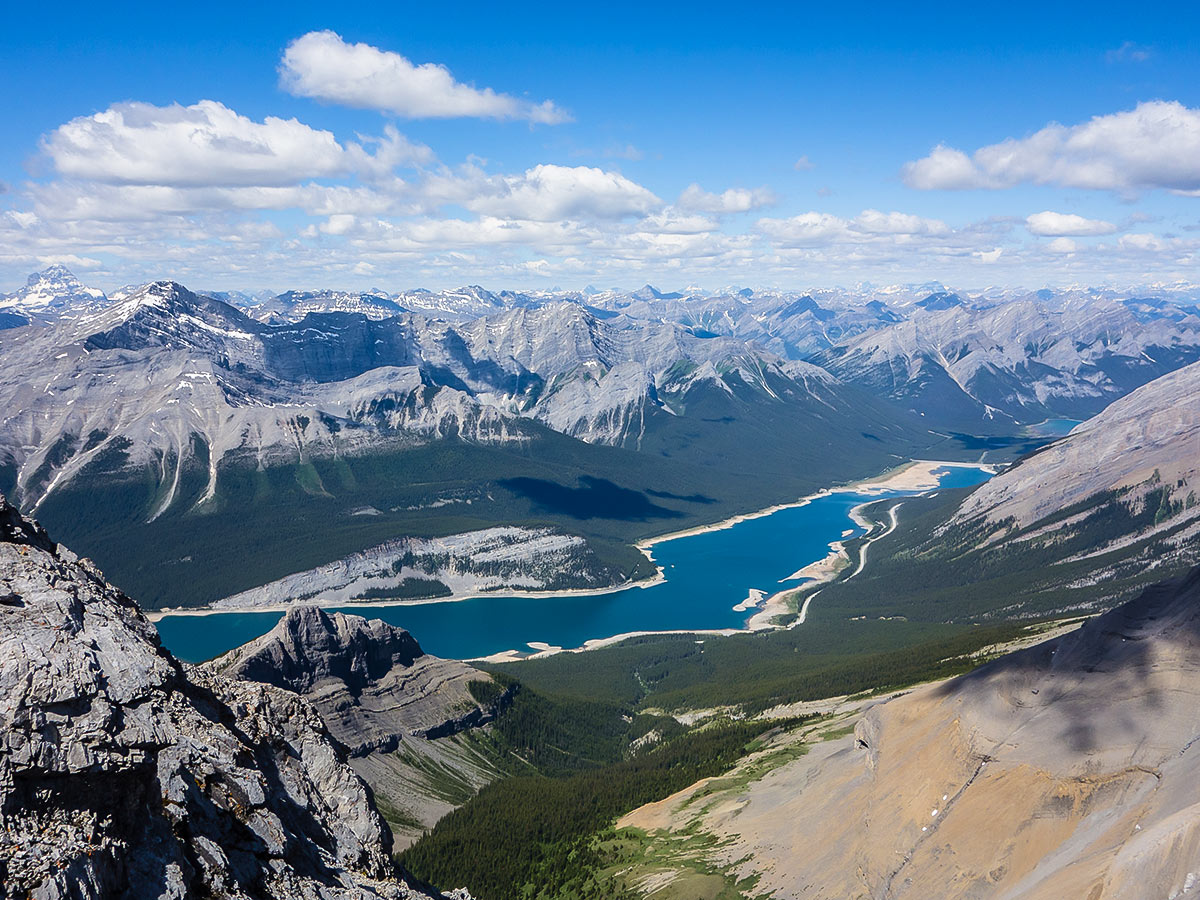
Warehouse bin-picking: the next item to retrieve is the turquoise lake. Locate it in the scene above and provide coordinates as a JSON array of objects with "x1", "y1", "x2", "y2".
[{"x1": 156, "y1": 465, "x2": 992, "y2": 662}]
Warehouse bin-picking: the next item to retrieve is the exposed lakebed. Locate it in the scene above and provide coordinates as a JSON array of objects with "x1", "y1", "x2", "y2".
[{"x1": 156, "y1": 465, "x2": 992, "y2": 662}]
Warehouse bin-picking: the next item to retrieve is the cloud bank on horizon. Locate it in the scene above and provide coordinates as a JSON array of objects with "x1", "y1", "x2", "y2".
[{"x1": 1, "y1": 23, "x2": 1198, "y2": 292}]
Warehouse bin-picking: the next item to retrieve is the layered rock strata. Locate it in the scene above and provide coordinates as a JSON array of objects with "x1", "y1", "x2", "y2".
[
  {"x1": 624, "y1": 566, "x2": 1200, "y2": 899},
  {"x1": 209, "y1": 608, "x2": 512, "y2": 849}
]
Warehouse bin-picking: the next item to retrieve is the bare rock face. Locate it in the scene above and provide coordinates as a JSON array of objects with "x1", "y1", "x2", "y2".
[
  {"x1": 209, "y1": 608, "x2": 512, "y2": 849},
  {"x1": 0, "y1": 495, "x2": 441, "y2": 900},
  {"x1": 955, "y1": 358, "x2": 1200, "y2": 530},
  {"x1": 208, "y1": 607, "x2": 508, "y2": 751},
  {"x1": 627, "y1": 566, "x2": 1200, "y2": 900},
  {"x1": 210, "y1": 607, "x2": 424, "y2": 700}
]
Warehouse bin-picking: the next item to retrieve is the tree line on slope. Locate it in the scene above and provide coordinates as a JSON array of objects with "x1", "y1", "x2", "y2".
[{"x1": 399, "y1": 718, "x2": 778, "y2": 900}]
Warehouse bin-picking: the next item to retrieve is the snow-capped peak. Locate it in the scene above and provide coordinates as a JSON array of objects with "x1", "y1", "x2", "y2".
[{"x1": 1, "y1": 265, "x2": 107, "y2": 320}]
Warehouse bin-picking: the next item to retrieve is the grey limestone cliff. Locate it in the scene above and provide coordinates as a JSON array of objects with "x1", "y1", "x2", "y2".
[
  {"x1": 209, "y1": 608, "x2": 512, "y2": 849},
  {"x1": 0, "y1": 495, "x2": 448, "y2": 899}
]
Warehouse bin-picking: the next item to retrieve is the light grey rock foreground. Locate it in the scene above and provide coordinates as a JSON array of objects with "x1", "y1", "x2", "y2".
[{"x1": 0, "y1": 495, "x2": 453, "y2": 900}]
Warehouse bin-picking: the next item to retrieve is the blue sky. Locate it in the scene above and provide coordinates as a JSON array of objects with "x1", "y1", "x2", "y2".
[{"x1": 2, "y1": 1, "x2": 1199, "y2": 292}]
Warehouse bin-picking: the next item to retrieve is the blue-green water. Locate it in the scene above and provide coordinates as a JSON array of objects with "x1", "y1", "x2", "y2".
[{"x1": 156, "y1": 465, "x2": 991, "y2": 662}]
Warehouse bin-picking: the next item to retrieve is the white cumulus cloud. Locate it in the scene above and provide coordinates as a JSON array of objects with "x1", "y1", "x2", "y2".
[
  {"x1": 756, "y1": 209, "x2": 948, "y2": 246},
  {"x1": 902, "y1": 101, "x2": 1200, "y2": 192},
  {"x1": 1026, "y1": 211, "x2": 1117, "y2": 236},
  {"x1": 854, "y1": 209, "x2": 948, "y2": 235},
  {"x1": 463, "y1": 164, "x2": 660, "y2": 221},
  {"x1": 1120, "y1": 232, "x2": 1168, "y2": 252},
  {"x1": 756, "y1": 212, "x2": 850, "y2": 246},
  {"x1": 902, "y1": 145, "x2": 989, "y2": 190},
  {"x1": 676, "y1": 184, "x2": 775, "y2": 214},
  {"x1": 280, "y1": 31, "x2": 570, "y2": 123},
  {"x1": 40, "y1": 100, "x2": 429, "y2": 188}
]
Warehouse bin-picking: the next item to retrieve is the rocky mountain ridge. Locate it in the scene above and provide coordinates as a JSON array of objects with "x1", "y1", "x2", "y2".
[
  {"x1": 6, "y1": 266, "x2": 1197, "y2": 517},
  {"x1": 816, "y1": 296, "x2": 1200, "y2": 430},
  {"x1": 955, "y1": 357, "x2": 1200, "y2": 531},
  {"x1": 0, "y1": 264, "x2": 107, "y2": 327},
  {"x1": 6, "y1": 265, "x2": 1200, "y2": 615},
  {"x1": 803, "y1": 356, "x2": 1200, "y2": 628},
  {"x1": 0, "y1": 277, "x2": 866, "y2": 514},
  {"x1": 939, "y1": 356, "x2": 1200, "y2": 607},
  {"x1": 209, "y1": 608, "x2": 512, "y2": 847},
  {"x1": 0, "y1": 494, "x2": 460, "y2": 898}
]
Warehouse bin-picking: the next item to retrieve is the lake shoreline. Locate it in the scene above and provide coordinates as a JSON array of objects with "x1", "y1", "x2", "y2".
[
  {"x1": 152, "y1": 459, "x2": 995, "y2": 662},
  {"x1": 757, "y1": 492, "x2": 911, "y2": 631},
  {"x1": 146, "y1": 458, "x2": 988, "y2": 625}
]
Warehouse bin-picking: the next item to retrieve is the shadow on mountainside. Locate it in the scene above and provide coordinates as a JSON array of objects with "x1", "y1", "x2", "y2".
[
  {"x1": 933, "y1": 564, "x2": 1200, "y2": 756},
  {"x1": 500, "y1": 475, "x2": 685, "y2": 520}
]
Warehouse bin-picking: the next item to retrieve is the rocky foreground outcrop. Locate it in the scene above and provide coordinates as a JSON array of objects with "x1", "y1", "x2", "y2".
[
  {"x1": 624, "y1": 566, "x2": 1200, "y2": 899},
  {"x1": 0, "y1": 496, "x2": 449, "y2": 899},
  {"x1": 208, "y1": 608, "x2": 513, "y2": 849},
  {"x1": 209, "y1": 606, "x2": 508, "y2": 751}
]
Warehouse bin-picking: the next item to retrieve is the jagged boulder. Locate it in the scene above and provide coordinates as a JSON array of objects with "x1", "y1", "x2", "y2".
[
  {"x1": 211, "y1": 606, "x2": 424, "y2": 698},
  {"x1": 0, "y1": 495, "x2": 444, "y2": 899},
  {"x1": 208, "y1": 607, "x2": 510, "y2": 750}
]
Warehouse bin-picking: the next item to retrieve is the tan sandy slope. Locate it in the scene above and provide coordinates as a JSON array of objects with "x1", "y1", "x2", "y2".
[{"x1": 622, "y1": 567, "x2": 1200, "y2": 899}]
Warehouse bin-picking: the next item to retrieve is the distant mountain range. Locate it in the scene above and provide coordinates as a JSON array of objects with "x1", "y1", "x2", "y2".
[
  {"x1": 4, "y1": 265, "x2": 1200, "y2": 609},
  {"x1": 0, "y1": 277, "x2": 904, "y2": 514},
  {"x1": 811, "y1": 356, "x2": 1200, "y2": 623},
  {"x1": 816, "y1": 296, "x2": 1200, "y2": 430},
  {"x1": 7, "y1": 270, "x2": 1198, "y2": 428}
]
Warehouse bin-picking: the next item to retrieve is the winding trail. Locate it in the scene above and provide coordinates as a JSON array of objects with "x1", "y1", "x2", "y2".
[
  {"x1": 796, "y1": 501, "x2": 903, "y2": 625},
  {"x1": 846, "y1": 501, "x2": 903, "y2": 580}
]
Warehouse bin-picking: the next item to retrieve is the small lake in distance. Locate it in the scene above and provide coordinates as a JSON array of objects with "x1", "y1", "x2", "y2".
[{"x1": 156, "y1": 464, "x2": 992, "y2": 662}]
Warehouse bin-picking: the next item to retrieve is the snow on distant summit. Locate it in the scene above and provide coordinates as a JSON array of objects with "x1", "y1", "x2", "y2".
[
  {"x1": 0, "y1": 265, "x2": 107, "y2": 327},
  {"x1": 4, "y1": 267, "x2": 1200, "y2": 514},
  {"x1": 0, "y1": 282, "x2": 857, "y2": 512}
]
